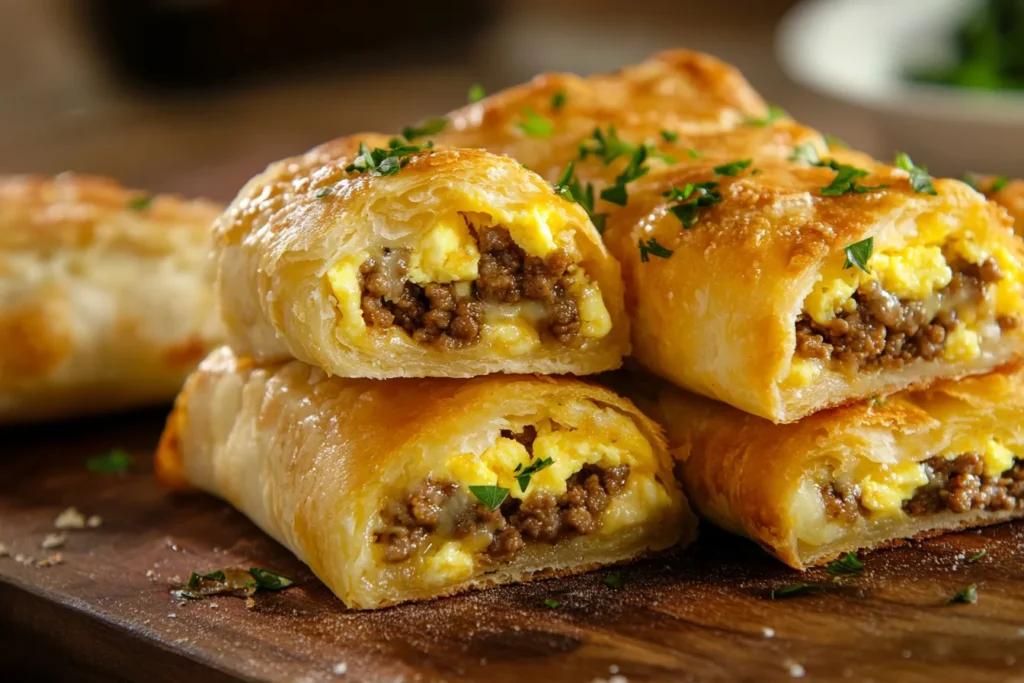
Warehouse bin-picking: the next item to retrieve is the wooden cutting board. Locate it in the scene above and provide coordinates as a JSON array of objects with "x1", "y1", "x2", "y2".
[{"x1": 2, "y1": 408, "x2": 1024, "y2": 683}]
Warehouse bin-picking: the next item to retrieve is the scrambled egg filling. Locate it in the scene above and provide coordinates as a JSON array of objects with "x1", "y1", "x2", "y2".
[
  {"x1": 325, "y1": 210, "x2": 611, "y2": 348},
  {"x1": 414, "y1": 408, "x2": 674, "y2": 584},
  {"x1": 791, "y1": 210, "x2": 1024, "y2": 382}
]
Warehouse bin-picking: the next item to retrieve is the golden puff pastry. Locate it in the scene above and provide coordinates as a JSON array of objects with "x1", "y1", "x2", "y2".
[
  {"x1": 156, "y1": 347, "x2": 693, "y2": 610},
  {"x1": 981, "y1": 177, "x2": 1023, "y2": 234},
  {"x1": 437, "y1": 49, "x2": 828, "y2": 189},
  {"x1": 652, "y1": 366, "x2": 1024, "y2": 569},
  {"x1": 213, "y1": 137, "x2": 628, "y2": 378},
  {"x1": 601, "y1": 158, "x2": 1024, "y2": 423},
  {"x1": 0, "y1": 174, "x2": 223, "y2": 424}
]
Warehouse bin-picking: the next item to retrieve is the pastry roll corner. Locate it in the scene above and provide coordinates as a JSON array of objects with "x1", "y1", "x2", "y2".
[
  {"x1": 214, "y1": 139, "x2": 628, "y2": 378},
  {"x1": 0, "y1": 174, "x2": 223, "y2": 423},
  {"x1": 605, "y1": 160, "x2": 1024, "y2": 423},
  {"x1": 156, "y1": 347, "x2": 694, "y2": 609},
  {"x1": 655, "y1": 366, "x2": 1024, "y2": 568}
]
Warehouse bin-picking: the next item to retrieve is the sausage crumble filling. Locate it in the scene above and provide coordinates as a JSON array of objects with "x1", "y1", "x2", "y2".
[
  {"x1": 819, "y1": 453, "x2": 1024, "y2": 523},
  {"x1": 358, "y1": 224, "x2": 584, "y2": 348},
  {"x1": 375, "y1": 428, "x2": 631, "y2": 565},
  {"x1": 796, "y1": 258, "x2": 1017, "y2": 370}
]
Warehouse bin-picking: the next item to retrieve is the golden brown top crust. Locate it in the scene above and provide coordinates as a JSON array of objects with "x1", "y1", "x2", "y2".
[
  {"x1": 0, "y1": 173, "x2": 223, "y2": 252},
  {"x1": 985, "y1": 178, "x2": 1024, "y2": 230}
]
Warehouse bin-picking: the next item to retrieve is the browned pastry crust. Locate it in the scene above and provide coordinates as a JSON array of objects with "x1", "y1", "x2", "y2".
[{"x1": 0, "y1": 173, "x2": 223, "y2": 423}]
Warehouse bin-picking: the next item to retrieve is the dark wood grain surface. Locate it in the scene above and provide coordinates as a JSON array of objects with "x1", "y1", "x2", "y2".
[{"x1": 2, "y1": 408, "x2": 1024, "y2": 683}]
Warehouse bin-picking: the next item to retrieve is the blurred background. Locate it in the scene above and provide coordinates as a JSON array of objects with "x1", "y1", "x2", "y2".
[{"x1": 1, "y1": 0, "x2": 1021, "y2": 202}]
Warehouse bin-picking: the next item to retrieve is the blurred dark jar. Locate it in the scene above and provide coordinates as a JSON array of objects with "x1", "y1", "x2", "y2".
[{"x1": 79, "y1": 0, "x2": 499, "y2": 92}]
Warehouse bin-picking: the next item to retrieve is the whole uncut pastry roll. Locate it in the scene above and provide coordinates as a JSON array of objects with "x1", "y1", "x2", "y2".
[
  {"x1": 602, "y1": 159, "x2": 1024, "y2": 423},
  {"x1": 0, "y1": 174, "x2": 223, "y2": 424},
  {"x1": 213, "y1": 136, "x2": 628, "y2": 378},
  {"x1": 156, "y1": 347, "x2": 693, "y2": 610},
  {"x1": 654, "y1": 366, "x2": 1024, "y2": 568}
]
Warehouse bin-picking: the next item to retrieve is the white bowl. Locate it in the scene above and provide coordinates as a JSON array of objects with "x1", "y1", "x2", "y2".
[{"x1": 777, "y1": 0, "x2": 1024, "y2": 178}]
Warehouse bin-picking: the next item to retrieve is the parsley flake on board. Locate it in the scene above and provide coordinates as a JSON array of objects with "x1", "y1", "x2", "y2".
[
  {"x1": 967, "y1": 549, "x2": 988, "y2": 563},
  {"x1": 713, "y1": 159, "x2": 752, "y2": 176},
  {"x1": 249, "y1": 567, "x2": 294, "y2": 591},
  {"x1": 603, "y1": 572, "x2": 624, "y2": 589},
  {"x1": 638, "y1": 238, "x2": 673, "y2": 262},
  {"x1": 551, "y1": 90, "x2": 567, "y2": 110},
  {"x1": 660, "y1": 129, "x2": 679, "y2": 143},
  {"x1": 663, "y1": 181, "x2": 722, "y2": 229},
  {"x1": 86, "y1": 449, "x2": 132, "y2": 474},
  {"x1": 127, "y1": 195, "x2": 153, "y2": 212},
  {"x1": 826, "y1": 552, "x2": 864, "y2": 575},
  {"x1": 771, "y1": 583, "x2": 819, "y2": 599},
  {"x1": 514, "y1": 457, "x2": 555, "y2": 492},
  {"x1": 821, "y1": 164, "x2": 887, "y2": 196},
  {"x1": 789, "y1": 143, "x2": 821, "y2": 165},
  {"x1": 543, "y1": 598, "x2": 561, "y2": 609},
  {"x1": 746, "y1": 104, "x2": 788, "y2": 126},
  {"x1": 894, "y1": 152, "x2": 937, "y2": 195},
  {"x1": 554, "y1": 161, "x2": 608, "y2": 234},
  {"x1": 468, "y1": 83, "x2": 486, "y2": 103},
  {"x1": 948, "y1": 584, "x2": 978, "y2": 604},
  {"x1": 516, "y1": 108, "x2": 555, "y2": 137},
  {"x1": 401, "y1": 118, "x2": 447, "y2": 141},
  {"x1": 469, "y1": 485, "x2": 510, "y2": 511},
  {"x1": 843, "y1": 237, "x2": 874, "y2": 274}
]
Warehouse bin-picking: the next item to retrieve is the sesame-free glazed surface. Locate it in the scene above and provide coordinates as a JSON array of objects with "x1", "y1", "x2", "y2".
[{"x1": 2, "y1": 409, "x2": 1024, "y2": 682}]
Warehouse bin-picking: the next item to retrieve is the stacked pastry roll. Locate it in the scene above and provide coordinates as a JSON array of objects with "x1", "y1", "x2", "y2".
[
  {"x1": 157, "y1": 134, "x2": 695, "y2": 608},
  {"x1": 434, "y1": 49, "x2": 1024, "y2": 567}
]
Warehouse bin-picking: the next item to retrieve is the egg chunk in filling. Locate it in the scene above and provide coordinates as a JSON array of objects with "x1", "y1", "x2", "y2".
[
  {"x1": 791, "y1": 438, "x2": 1024, "y2": 551},
  {"x1": 372, "y1": 402, "x2": 679, "y2": 588},
  {"x1": 792, "y1": 210, "x2": 1024, "y2": 379},
  {"x1": 325, "y1": 212, "x2": 612, "y2": 353}
]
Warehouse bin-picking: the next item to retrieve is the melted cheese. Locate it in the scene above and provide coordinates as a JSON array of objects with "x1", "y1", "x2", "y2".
[
  {"x1": 578, "y1": 284, "x2": 612, "y2": 339},
  {"x1": 423, "y1": 541, "x2": 476, "y2": 585},
  {"x1": 859, "y1": 462, "x2": 930, "y2": 514},
  {"x1": 784, "y1": 357, "x2": 822, "y2": 388}
]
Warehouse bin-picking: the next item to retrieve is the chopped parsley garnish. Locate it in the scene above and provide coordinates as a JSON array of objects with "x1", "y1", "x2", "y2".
[
  {"x1": 821, "y1": 164, "x2": 887, "y2": 196},
  {"x1": 686, "y1": 148, "x2": 703, "y2": 159},
  {"x1": 187, "y1": 570, "x2": 226, "y2": 589},
  {"x1": 823, "y1": 133, "x2": 849, "y2": 149},
  {"x1": 663, "y1": 181, "x2": 722, "y2": 229},
  {"x1": 990, "y1": 175, "x2": 1010, "y2": 192},
  {"x1": 789, "y1": 143, "x2": 821, "y2": 165},
  {"x1": 86, "y1": 449, "x2": 132, "y2": 474},
  {"x1": 554, "y1": 161, "x2": 607, "y2": 234},
  {"x1": 843, "y1": 237, "x2": 874, "y2": 273},
  {"x1": 638, "y1": 238, "x2": 673, "y2": 262},
  {"x1": 543, "y1": 598, "x2": 561, "y2": 609},
  {"x1": 315, "y1": 187, "x2": 334, "y2": 199},
  {"x1": 514, "y1": 457, "x2": 554, "y2": 492},
  {"x1": 401, "y1": 117, "x2": 447, "y2": 141},
  {"x1": 746, "y1": 104, "x2": 788, "y2": 126},
  {"x1": 468, "y1": 83, "x2": 486, "y2": 103},
  {"x1": 551, "y1": 90, "x2": 567, "y2": 110},
  {"x1": 579, "y1": 125, "x2": 635, "y2": 165},
  {"x1": 826, "y1": 552, "x2": 864, "y2": 575},
  {"x1": 961, "y1": 172, "x2": 981, "y2": 190},
  {"x1": 771, "y1": 583, "x2": 818, "y2": 599},
  {"x1": 600, "y1": 144, "x2": 651, "y2": 206},
  {"x1": 660, "y1": 129, "x2": 679, "y2": 143},
  {"x1": 967, "y1": 549, "x2": 988, "y2": 563},
  {"x1": 948, "y1": 584, "x2": 978, "y2": 604},
  {"x1": 894, "y1": 152, "x2": 937, "y2": 195},
  {"x1": 516, "y1": 107, "x2": 555, "y2": 137},
  {"x1": 345, "y1": 139, "x2": 432, "y2": 177},
  {"x1": 603, "y1": 572, "x2": 624, "y2": 589},
  {"x1": 713, "y1": 159, "x2": 752, "y2": 176},
  {"x1": 469, "y1": 485, "x2": 510, "y2": 511},
  {"x1": 249, "y1": 567, "x2": 294, "y2": 591},
  {"x1": 127, "y1": 195, "x2": 153, "y2": 212}
]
